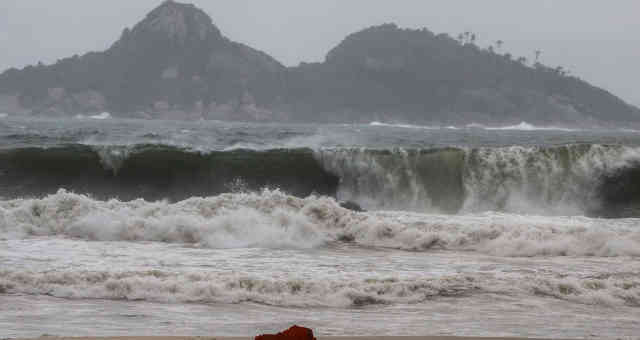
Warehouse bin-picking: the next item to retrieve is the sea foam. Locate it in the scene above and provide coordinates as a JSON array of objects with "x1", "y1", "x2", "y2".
[
  {"x1": 1, "y1": 268, "x2": 638, "y2": 307},
  {"x1": 2, "y1": 189, "x2": 639, "y2": 257}
]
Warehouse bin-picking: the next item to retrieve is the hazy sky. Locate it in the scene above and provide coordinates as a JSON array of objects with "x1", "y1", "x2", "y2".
[{"x1": 1, "y1": 0, "x2": 639, "y2": 106}]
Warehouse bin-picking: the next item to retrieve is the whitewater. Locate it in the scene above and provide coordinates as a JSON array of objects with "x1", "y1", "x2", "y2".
[{"x1": 1, "y1": 116, "x2": 640, "y2": 339}]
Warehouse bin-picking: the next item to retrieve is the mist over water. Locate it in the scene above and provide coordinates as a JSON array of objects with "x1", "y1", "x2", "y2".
[{"x1": 2, "y1": 116, "x2": 640, "y2": 339}]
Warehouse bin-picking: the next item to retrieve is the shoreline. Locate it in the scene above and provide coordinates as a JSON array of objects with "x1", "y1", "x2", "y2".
[{"x1": 12, "y1": 336, "x2": 574, "y2": 340}]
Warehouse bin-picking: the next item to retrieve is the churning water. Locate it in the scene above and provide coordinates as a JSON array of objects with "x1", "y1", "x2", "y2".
[{"x1": 1, "y1": 117, "x2": 639, "y2": 339}]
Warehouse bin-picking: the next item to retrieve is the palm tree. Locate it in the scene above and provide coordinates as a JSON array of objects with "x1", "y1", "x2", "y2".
[
  {"x1": 463, "y1": 31, "x2": 472, "y2": 44},
  {"x1": 496, "y1": 40, "x2": 504, "y2": 51},
  {"x1": 554, "y1": 66, "x2": 567, "y2": 76}
]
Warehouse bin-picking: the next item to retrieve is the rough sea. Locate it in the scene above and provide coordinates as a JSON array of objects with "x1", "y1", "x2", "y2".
[{"x1": 1, "y1": 116, "x2": 639, "y2": 339}]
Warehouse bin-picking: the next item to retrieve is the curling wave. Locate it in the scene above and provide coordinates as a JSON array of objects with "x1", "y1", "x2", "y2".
[
  {"x1": 1, "y1": 143, "x2": 640, "y2": 216},
  {"x1": 0, "y1": 144, "x2": 339, "y2": 202}
]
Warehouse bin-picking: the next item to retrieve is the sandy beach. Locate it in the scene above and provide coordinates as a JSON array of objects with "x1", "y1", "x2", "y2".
[{"x1": 13, "y1": 337, "x2": 571, "y2": 340}]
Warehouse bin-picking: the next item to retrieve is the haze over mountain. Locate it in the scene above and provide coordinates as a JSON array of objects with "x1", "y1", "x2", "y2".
[{"x1": 1, "y1": 0, "x2": 638, "y2": 125}]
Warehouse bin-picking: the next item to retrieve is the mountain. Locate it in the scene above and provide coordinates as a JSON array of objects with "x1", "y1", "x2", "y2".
[
  {"x1": 0, "y1": 0, "x2": 285, "y2": 121},
  {"x1": 286, "y1": 24, "x2": 640, "y2": 125},
  {"x1": 1, "y1": 1, "x2": 638, "y2": 125}
]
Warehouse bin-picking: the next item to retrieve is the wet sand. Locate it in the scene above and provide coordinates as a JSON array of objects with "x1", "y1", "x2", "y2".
[{"x1": 14, "y1": 336, "x2": 572, "y2": 340}]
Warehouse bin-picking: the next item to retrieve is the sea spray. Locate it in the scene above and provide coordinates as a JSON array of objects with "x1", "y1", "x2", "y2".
[{"x1": 317, "y1": 144, "x2": 640, "y2": 215}]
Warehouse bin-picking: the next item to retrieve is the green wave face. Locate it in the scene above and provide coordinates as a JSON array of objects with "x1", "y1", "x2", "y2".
[
  {"x1": 1, "y1": 143, "x2": 639, "y2": 217},
  {"x1": 0, "y1": 145, "x2": 339, "y2": 202},
  {"x1": 316, "y1": 148, "x2": 466, "y2": 214}
]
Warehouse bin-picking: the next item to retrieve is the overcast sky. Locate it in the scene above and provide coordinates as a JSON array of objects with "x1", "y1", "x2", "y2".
[{"x1": 1, "y1": 0, "x2": 639, "y2": 106}]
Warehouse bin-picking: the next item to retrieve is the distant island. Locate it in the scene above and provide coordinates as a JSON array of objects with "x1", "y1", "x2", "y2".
[{"x1": 1, "y1": 0, "x2": 638, "y2": 126}]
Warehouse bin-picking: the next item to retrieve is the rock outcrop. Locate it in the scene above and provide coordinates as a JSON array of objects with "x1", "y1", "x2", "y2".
[
  {"x1": 256, "y1": 325, "x2": 316, "y2": 340},
  {"x1": 0, "y1": 2, "x2": 638, "y2": 125}
]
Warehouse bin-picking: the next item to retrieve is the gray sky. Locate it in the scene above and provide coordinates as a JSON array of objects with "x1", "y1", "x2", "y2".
[{"x1": 1, "y1": 0, "x2": 639, "y2": 107}]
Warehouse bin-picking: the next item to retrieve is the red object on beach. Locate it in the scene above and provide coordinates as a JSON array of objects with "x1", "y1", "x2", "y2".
[{"x1": 255, "y1": 325, "x2": 317, "y2": 340}]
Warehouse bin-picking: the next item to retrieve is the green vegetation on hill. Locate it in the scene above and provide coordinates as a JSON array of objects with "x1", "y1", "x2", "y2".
[
  {"x1": 285, "y1": 24, "x2": 638, "y2": 124},
  {"x1": 0, "y1": 1, "x2": 284, "y2": 119}
]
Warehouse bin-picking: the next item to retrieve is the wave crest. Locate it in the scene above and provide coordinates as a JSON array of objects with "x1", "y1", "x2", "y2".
[{"x1": 3, "y1": 143, "x2": 640, "y2": 216}]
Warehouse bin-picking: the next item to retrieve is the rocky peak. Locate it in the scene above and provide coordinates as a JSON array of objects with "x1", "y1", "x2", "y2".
[{"x1": 128, "y1": 0, "x2": 221, "y2": 44}]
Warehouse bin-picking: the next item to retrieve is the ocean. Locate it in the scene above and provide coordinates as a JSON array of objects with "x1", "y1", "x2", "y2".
[{"x1": 1, "y1": 116, "x2": 639, "y2": 339}]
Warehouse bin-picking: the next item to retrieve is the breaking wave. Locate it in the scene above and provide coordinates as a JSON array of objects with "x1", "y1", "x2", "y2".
[
  {"x1": 2, "y1": 190, "x2": 639, "y2": 257},
  {"x1": 369, "y1": 121, "x2": 580, "y2": 131},
  {"x1": 0, "y1": 144, "x2": 339, "y2": 202},
  {"x1": 467, "y1": 122, "x2": 581, "y2": 132},
  {"x1": 2, "y1": 143, "x2": 640, "y2": 216},
  {"x1": 0, "y1": 270, "x2": 482, "y2": 307},
  {"x1": 369, "y1": 121, "x2": 446, "y2": 130},
  {"x1": 1, "y1": 269, "x2": 638, "y2": 307},
  {"x1": 317, "y1": 144, "x2": 640, "y2": 216}
]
